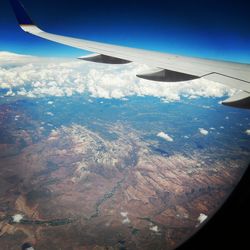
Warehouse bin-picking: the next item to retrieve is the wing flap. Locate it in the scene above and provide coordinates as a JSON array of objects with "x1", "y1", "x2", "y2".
[
  {"x1": 137, "y1": 68, "x2": 199, "y2": 82},
  {"x1": 78, "y1": 54, "x2": 131, "y2": 64}
]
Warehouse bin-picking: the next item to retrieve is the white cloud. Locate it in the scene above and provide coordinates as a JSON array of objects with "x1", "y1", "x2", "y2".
[
  {"x1": 0, "y1": 52, "x2": 236, "y2": 102},
  {"x1": 197, "y1": 213, "x2": 208, "y2": 225},
  {"x1": 12, "y1": 214, "x2": 23, "y2": 223},
  {"x1": 0, "y1": 51, "x2": 34, "y2": 65},
  {"x1": 46, "y1": 112, "x2": 54, "y2": 116},
  {"x1": 150, "y1": 225, "x2": 159, "y2": 232},
  {"x1": 245, "y1": 129, "x2": 250, "y2": 135},
  {"x1": 202, "y1": 105, "x2": 211, "y2": 109},
  {"x1": 5, "y1": 89, "x2": 15, "y2": 96},
  {"x1": 120, "y1": 211, "x2": 130, "y2": 224},
  {"x1": 120, "y1": 212, "x2": 128, "y2": 217},
  {"x1": 14, "y1": 115, "x2": 20, "y2": 121},
  {"x1": 199, "y1": 128, "x2": 209, "y2": 136},
  {"x1": 122, "y1": 217, "x2": 131, "y2": 224},
  {"x1": 157, "y1": 131, "x2": 174, "y2": 142}
]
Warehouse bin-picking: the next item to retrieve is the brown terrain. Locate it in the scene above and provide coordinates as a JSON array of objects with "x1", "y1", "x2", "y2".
[{"x1": 0, "y1": 106, "x2": 247, "y2": 250}]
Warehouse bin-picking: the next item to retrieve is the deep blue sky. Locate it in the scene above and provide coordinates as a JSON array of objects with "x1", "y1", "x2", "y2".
[{"x1": 1, "y1": 0, "x2": 250, "y2": 63}]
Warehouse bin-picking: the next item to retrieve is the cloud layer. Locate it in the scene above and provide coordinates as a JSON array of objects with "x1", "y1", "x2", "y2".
[{"x1": 0, "y1": 52, "x2": 236, "y2": 101}]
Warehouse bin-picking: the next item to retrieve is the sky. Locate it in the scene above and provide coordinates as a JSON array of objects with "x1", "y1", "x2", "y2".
[{"x1": 1, "y1": 0, "x2": 250, "y2": 63}]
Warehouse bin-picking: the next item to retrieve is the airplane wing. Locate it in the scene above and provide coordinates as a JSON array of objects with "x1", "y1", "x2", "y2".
[{"x1": 10, "y1": 0, "x2": 250, "y2": 108}]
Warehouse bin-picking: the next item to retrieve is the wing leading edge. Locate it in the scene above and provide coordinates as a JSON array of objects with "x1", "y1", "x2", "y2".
[{"x1": 10, "y1": 0, "x2": 250, "y2": 108}]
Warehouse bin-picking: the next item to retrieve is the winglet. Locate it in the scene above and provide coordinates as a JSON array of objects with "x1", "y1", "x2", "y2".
[
  {"x1": 10, "y1": 0, "x2": 42, "y2": 34},
  {"x1": 10, "y1": 0, "x2": 34, "y2": 25}
]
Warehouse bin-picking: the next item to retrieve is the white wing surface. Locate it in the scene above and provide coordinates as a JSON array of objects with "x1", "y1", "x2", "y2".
[{"x1": 10, "y1": 0, "x2": 250, "y2": 108}]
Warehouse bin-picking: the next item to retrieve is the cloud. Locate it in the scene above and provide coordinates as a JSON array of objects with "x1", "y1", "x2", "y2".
[
  {"x1": 46, "y1": 112, "x2": 54, "y2": 116},
  {"x1": 150, "y1": 225, "x2": 159, "y2": 232},
  {"x1": 120, "y1": 212, "x2": 128, "y2": 217},
  {"x1": 197, "y1": 213, "x2": 208, "y2": 225},
  {"x1": 0, "y1": 52, "x2": 237, "y2": 102},
  {"x1": 245, "y1": 129, "x2": 250, "y2": 135},
  {"x1": 157, "y1": 132, "x2": 174, "y2": 142},
  {"x1": 120, "y1": 211, "x2": 130, "y2": 224},
  {"x1": 122, "y1": 217, "x2": 131, "y2": 224},
  {"x1": 12, "y1": 214, "x2": 23, "y2": 223},
  {"x1": 199, "y1": 128, "x2": 209, "y2": 135},
  {"x1": 0, "y1": 51, "x2": 34, "y2": 65}
]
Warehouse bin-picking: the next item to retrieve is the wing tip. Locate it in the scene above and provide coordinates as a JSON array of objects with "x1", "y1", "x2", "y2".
[{"x1": 222, "y1": 91, "x2": 250, "y2": 109}]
